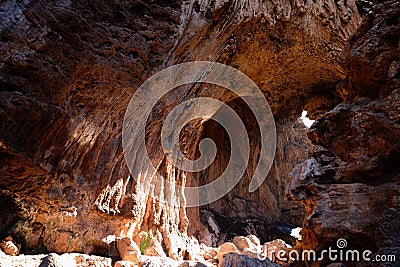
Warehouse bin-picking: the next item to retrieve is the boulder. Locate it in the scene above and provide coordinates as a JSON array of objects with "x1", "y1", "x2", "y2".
[
  {"x1": 220, "y1": 253, "x2": 280, "y2": 267},
  {"x1": 0, "y1": 236, "x2": 20, "y2": 256},
  {"x1": 242, "y1": 248, "x2": 261, "y2": 259},
  {"x1": 0, "y1": 254, "x2": 47, "y2": 266},
  {"x1": 203, "y1": 251, "x2": 213, "y2": 260},
  {"x1": 178, "y1": 261, "x2": 210, "y2": 267},
  {"x1": 262, "y1": 239, "x2": 290, "y2": 262},
  {"x1": 143, "y1": 238, "x2": 166, "y2": 258},
  {"x1": 232, "y1": 236, "x2": 256, "y2": 251},
  {"x1": 116, "y1": 237, "x2": 141, "y2": 263},
  {"x1": 217, "y1": 242, "x2": 240, "y2": 263}
]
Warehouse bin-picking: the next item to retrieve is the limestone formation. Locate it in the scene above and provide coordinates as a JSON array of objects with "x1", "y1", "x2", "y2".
[
  {"x1": 287, "y1": 0, "x2": 400, "y2": 265},
  {"x1": 116, "y1": 237, "x2": 141, "y2": 263},
  {"x1": 0, "y1": 0, "x2": 362, "y2": 254},
  {"x1": 0, "y1": 0, "x2": 399, "y2": 266}
]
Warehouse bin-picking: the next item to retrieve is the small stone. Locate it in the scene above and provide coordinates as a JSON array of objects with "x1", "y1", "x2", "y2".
[
  {"x1": 0, "y1": 236, "x2": 20, "y2": 256},
  {"x1": 209, "y1": 248, "x2": 218, "y2": 258},
  {"x1": 203, "y1": 251, "x2": 213, "y2": 260},
  {"x1": 217, "y1": 242, "x2": 240, "y2": 263}
]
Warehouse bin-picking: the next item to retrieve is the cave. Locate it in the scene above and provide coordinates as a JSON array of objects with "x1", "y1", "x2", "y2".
[
  {"x1": 188, "y1": 95, "x2": 308, "y2": 246},
  {"x1": 0, "y1": 0, "x2": 399, "y2": 266}
]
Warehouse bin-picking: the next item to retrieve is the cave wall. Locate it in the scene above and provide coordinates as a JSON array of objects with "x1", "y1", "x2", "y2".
[
  {"x1": 166, "y1": 0, "x2": 362, "y2": 243},
  {"x1": 288, "y1": 1, "x2": 400, "y2": 265},
  {"x1": 1, "y1": 0, "x2": 186, "y2": 255},
  {"x1": 0, "y1": 0, "x2": 365, "y2": 257}
]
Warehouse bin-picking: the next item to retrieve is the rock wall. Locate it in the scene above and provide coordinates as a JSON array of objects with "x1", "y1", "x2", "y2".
[
  {"x1": 1, "y1": 0, "x2": 185, "y2": 255},
  {"x1": 167, "y1": 0, "x2": 362, "y2": 243},
  {"x1": 0, "y1": 0, "x2": 365, "y2": 259},
  {"x1": 288, "y1": 1, "x2": 400, "y2": 265}
]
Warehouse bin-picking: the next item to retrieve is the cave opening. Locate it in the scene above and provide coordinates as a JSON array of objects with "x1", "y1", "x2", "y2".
[
  {"x1": 186, "y1": 95, "x2": 305, "y2": 247},
  {"x1": 300, "y1": 110, "x2": 315, "y2": 128}
]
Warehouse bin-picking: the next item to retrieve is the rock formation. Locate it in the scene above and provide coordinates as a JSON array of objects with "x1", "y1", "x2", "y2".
[
  {"x1": 1, "y1": 0, "x2": 399, "y2": 266},
  {"x1": 288, "y1": 0, "x2": 400, "y2": 265}
]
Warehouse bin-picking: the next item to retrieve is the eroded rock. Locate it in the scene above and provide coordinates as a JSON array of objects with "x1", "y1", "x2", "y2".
[
  {"x1": 287, "y1": 0, "x2": 400, "y2": 263},
  {"x1": 0, "y1": 236, "x2": 20, "y2": 256},
  {"x1": 232, "y1": 236, "x2": 257, "y2": 251},
  {"x1": 0, "y1": 0, "x2": 363, "y2": 256},
  {"x1": 219, "y1": 253, "x2": 280, "y2": 267},
  {"x1": 116, "y1": 237, "x2": 141, "y2": 263},
  {"x1": 217, "y1": 243, "x2": 240, "y2": 264}
]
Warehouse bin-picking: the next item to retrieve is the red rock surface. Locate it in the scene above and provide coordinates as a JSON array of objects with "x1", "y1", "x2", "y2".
[
  {"x1": 288, "y1": 1, "x2": 400, "y2": 265},
  {"x1": 5, "y1": 0, "x2": 398, "y2": 266}
]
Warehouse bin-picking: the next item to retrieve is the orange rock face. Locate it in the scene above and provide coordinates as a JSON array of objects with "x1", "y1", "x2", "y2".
[{"x1": 7, "y1": 0, "x2": 400, "y2": 265}]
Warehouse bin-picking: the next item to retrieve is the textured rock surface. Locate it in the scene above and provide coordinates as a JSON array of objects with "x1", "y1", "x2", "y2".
[
  {"x1": 217, "y1": 242, "x2": 240, "y2": 264},
  {"x1": 288, "y1": 0, "x2": 400, "y2": 265},
  {"x1": 116, "y1": 237, "x2": 140, "y2": 263},
  {"x1": 376, "y1": 208, "x2": 400, "y2": 249},
  {"x1": 262, "y1": 239, "x2": 291, "y2": 262},
  {"x1": 140, "y1": 255, "x2": 181, "y2": 267},
  {"x1": 232, "y1": 236, "x2": 257, "y2": 251},
  {"x1": 0, "y1": 0, "x2": 187, "y2": 256},
  {"x1": 0, "y1": 0, "x2": 366, "y2": 261},
  {"x1": 39, "y1": 253, "x2": 77, "y2": 267},
  {"x1": 0, "y1": 253, "x2": 112, "y2": 267},
  {"x1": 220, "y1": 252, "x2": 279, "y2": 267}
]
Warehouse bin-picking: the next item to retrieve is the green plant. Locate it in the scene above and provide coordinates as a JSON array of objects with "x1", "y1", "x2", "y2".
[
  {"x1": 139, "y1": 235, "x2": 151, "y2": 254},
  {"x1": 179, "y1": 232, "x2": 188, "y2": 239}
]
